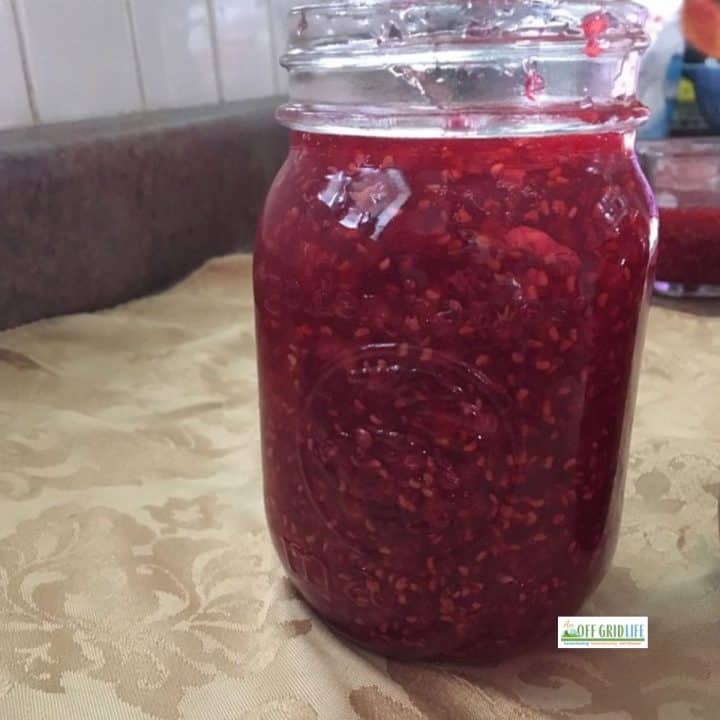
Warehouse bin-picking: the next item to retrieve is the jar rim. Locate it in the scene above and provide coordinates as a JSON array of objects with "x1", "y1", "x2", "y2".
[
  {"x1": 283, "y1": 0, "x2": 650, "y2": 70},
  {"x1": 279, "y1": 0, "x2": 651, "y2": 138}
]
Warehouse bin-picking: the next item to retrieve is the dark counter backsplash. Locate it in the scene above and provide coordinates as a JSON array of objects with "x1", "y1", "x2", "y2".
[{"x1": 0, "y1": 98, "x2": 288, "y2": 331}]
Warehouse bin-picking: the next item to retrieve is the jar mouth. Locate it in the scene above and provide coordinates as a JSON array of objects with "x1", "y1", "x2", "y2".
[
  {"x1": 283, "y1": 1, "x2": 650, "y2": 69},
  {"x1": 280, "y1": 1, "x2": 651, "y2": 138}
]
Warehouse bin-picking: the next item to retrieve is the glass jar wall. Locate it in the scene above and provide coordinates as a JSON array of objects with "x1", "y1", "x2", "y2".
[{"x1": 254, "y1": 0, "x2": 656, "y2": 661}]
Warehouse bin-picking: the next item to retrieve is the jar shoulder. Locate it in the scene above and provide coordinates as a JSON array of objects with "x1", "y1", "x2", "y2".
[{"x1": 257, "y1": 135, "x2": 654, "y2": 273}]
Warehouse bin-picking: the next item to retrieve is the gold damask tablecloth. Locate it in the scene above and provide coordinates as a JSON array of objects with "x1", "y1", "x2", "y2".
[{"x1": 0, "y1": 255, "x2": 717, "y2": 720}]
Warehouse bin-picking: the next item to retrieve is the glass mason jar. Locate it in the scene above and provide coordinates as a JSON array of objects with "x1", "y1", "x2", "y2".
[
  {"x1": 640, "y1": 139, "x2": 720, "y2": 298},
  {"x1": 255, "y1": 1, "x2": 656, "y2": 661}
]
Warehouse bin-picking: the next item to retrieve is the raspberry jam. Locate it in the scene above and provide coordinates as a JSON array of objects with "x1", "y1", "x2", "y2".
[
  {"x1": 654, "y1": 208, "x2": 720, "y2": 295},
  {"x1": 254, "y1": 131, "x2": 655, "y2": 660}
]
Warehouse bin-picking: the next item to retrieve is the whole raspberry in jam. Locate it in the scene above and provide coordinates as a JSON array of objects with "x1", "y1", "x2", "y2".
[{"x1": 255, "y1": 130, "x2": 654, "y2": 661}]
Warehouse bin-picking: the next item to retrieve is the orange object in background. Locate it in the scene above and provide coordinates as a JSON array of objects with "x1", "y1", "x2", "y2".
[{"x1": 683, "y1": 0, "x2": 720, "y2": 57}]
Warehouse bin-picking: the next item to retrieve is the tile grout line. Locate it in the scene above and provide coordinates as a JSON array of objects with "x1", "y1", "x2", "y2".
[
  {"x1": 8, "y1": 0, "x2": 39, "y2": 123},
  {"x1": 205, "y1": 0, "x2": 224, "y2": 103},
  {"x1": 265, "y1": 0, "x2": 281, "y2": 95},
  {"x1": 124, "y1": 0, "x2": 147, "y2": 109}
]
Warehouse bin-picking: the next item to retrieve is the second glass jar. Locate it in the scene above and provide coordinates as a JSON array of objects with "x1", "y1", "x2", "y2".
[{"x1": 641, "y1": 139, "x2": 720, "y2": 298}]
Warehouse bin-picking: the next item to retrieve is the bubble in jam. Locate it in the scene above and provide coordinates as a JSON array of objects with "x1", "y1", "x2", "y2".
[{"x1": 255, "y1": 130, "x2": 655, "y2": 660}]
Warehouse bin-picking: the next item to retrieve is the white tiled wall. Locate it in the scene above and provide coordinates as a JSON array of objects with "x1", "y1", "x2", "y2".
[
  {"x1": 213, "y1": 0, "x2": 275, "y2": 102},
  {"x1": 129, "y1": 0, "x2": 218, "y2": 109},
  {"x1": 0, "y1": 0, "x2": 296, "y2": 130},
  {"x1": 0, "y1": 0, "x2": 32, "y2": 127}
]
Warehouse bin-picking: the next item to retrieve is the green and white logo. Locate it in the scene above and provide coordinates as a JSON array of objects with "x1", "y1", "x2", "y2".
[{"x1": 558, "y1": 616, "x2": 648, "y2": 649}]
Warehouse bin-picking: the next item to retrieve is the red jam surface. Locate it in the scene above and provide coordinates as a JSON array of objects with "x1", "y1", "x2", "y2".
[
  {"x1": 254, "y1": 131, "x2": 654, "y2": 661},
  {"x1": 655, "y1": 207, "x2": 720, "y2": 287}
]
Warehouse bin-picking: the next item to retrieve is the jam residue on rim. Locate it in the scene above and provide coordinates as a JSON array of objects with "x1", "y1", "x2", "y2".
[
  {"x1": 582, "y1": 10, "x2": 610, "y2": 57},
  {"x1": 255, "y1": 131, "x2": 655, "y2": 660}
]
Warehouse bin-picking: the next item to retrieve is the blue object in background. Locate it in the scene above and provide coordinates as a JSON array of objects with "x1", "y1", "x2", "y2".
[
  {"x1": 686, "y1": 62, "x2": 720, "y2": 133},
  {"x1": 639, "y1": 54, "x2": 684, "y2": 140}
]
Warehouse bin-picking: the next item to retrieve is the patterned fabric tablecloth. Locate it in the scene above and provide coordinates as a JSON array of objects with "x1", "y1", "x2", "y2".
[{"x1": 0, "y1": 255, "x2": 717, "y2": 720}]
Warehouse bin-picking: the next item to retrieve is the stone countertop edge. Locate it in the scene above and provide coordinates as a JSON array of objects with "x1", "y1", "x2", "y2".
[{"x1": 0, "y1": 97, "x2": 289, "y2": 332}]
